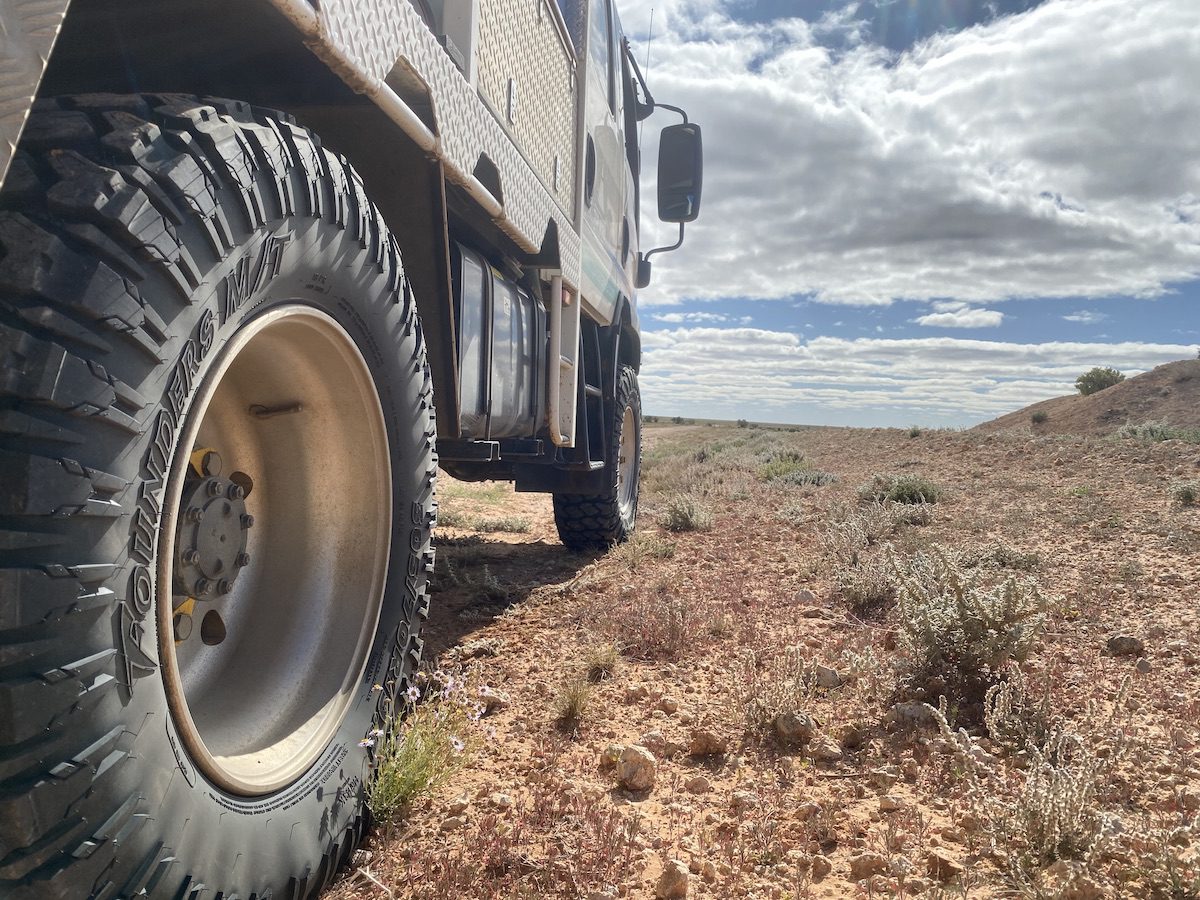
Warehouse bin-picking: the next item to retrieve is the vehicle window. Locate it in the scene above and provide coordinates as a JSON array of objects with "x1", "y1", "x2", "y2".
[{"x1": 589, "y1": 0, "x2": 615, "y2": 113}]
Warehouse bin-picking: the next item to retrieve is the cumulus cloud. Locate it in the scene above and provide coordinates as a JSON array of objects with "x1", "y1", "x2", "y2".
[
  {"x1": 639, "y1": 327, "x2": 1192, "y2": 424},
  {"x1": 1062, "y1": 310, "x2": 1109, "y2": 324},
  {"x1": 914, "y1": 306, "x2": 1005, "y2": 327},
  {"x1": 623, "y1": 0, "x2": 1200, "y2": 307}
]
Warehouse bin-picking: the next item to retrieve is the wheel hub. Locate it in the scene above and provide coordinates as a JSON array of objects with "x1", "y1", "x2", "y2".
[{"x1": 172, "y1": 451, "x2": 253, "y2": 599}]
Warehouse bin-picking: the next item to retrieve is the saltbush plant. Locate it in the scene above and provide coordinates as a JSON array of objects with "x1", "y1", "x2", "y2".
[
  {"x1": 858, "y1": 473, "x2": 943, "y2": 505},
  {"x1": 893, "y1": 549, "x2": 1047, "y2": 709},
  {"x1": 1170, "y1": 480, "x2": 1200, "y2": 507},
  {"x1": 661, "y1": 493, "x2": 713, "y2": 532}
]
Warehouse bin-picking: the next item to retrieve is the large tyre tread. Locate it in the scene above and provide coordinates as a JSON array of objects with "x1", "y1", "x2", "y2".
[{"x1": 0, "y1": 93, "x2": 431, "y2": 899}]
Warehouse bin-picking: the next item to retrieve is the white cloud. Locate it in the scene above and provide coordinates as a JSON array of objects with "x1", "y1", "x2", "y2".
[
  {"x1": 914, "y1": 307, "x2": 1005, "y2": 328},
  {"x1": 652, "y1": 311, "x2": 736, "y2": 323},
  {"x1": 639, "y1": 327, "x2": 1192, "y2": 425},
  {"x1": 1062, "y1": 310, "x2": 1109, "y2": 324},
  {"x1": 622, "y1": 0, "x2": 1200, "y2": 307}
]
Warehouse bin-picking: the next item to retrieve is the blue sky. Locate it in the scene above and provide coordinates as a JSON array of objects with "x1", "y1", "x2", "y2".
[{"x1": 616, "y1": 0, "x2": 1200, "y2": 426}]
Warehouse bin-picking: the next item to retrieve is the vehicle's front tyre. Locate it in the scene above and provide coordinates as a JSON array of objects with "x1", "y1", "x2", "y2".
[
  {"x1": 0, "y1": 95, "x2": 435, "y2": 899},
  {"x1": 553, "y1": 365, "x2": 642, "y2": 551}
]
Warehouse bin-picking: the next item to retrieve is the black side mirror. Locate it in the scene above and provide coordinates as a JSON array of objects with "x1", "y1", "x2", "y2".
[
  {"x1": 635, "y1": 256, "x2": 652, "y2": 289},
  {"x1": 657, "y1": 122, "x2": 703, "y2": 223}
]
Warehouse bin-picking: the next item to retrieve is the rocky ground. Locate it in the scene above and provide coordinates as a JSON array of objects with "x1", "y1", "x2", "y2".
[{"x1": 328, "y1": 423, "x2": 1200, "y2": 899}]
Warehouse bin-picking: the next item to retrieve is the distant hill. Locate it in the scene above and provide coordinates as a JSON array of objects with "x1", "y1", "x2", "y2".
[{"x1": 976, "y1": 359, "x2": 1200, "y2": 435}]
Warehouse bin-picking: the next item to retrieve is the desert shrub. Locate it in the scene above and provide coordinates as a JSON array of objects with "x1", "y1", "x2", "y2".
[
  {"x1": 959, "y1": 541, "x2": 1041, "y2": 572},
  {"x1": 609, "y1": 530, "x2": 676, "y2": 571},
  {"x1": 859, "y1": 473, "x2": 943, "y2": 504},
  {"x1": 737, "y1": 418, "x2": 749, "y2": 428},
  {"x1": 367, "y1": 673, "x2": 477, "y2": 825},
  {"x1": 908, "y1": 425, "x2": 922, "y2": 438},
  {"x1": 730, "y1": 646, "x2": 816, "y2": 734},
  {"x1": 555, "y1": 675, "x2": 592, "y2": 730},
  {"x1": 833, "y1": 556, "x2": 896, "y2": 615},
  {"x1": 756, "y1": 449, "x2": 809, "y2": 482},
  {"x1": 584, "y1": 641, "x2": 619, "y2": 682},
  {"x1": 777, "y1": 469, "x2": 837, "y2": 487},
  {"x1": 609, "y1": 592, "x2": 713, "y2": 659},
  {"x1": 1118, "y1": 421, "x2": 1200, "y2": 443},
  {"x1": 983, "y1": 669, "x2": 1053, "y2": 753},
  {"x1": 471, "y1": 514, "x2": 531, "y2": 533},
  {"x1": 1170, "y1": 480, "x2": 1200, "y2": 506},
  {"x1": 661, "y1": 493, "x2": 713, "y2": 532},
  {"x1": 1075, "y1": 366, "x2": 1125, "y2": 396},
  {"x1": 1031, "y1": 410, "x2": 1049, "y2": 425},
  {"x1": 893, "y1": 549, "x2": 1048, "y2": 709}
]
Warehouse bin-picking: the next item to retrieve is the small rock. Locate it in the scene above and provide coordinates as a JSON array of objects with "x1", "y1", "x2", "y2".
[
  {"x1": 655, "y1": 859, "x2": 690, "y2": 899},
  {"x1": 773, "y1": 711, "x2": 817, "y2": 747},
  {"x1": 1106, "y1": 634, "x2": 1145, "y2": 657},
  {"x1": 701, "y1": 860, "x2": 717, "y2": 881},
  {"x1": 849, "y1": 851, "x2": 888, "y2": 881},
  {"x1": 888, "y1": 701, "x2": 938, "y2": 729},
  {"x1": 1136, "y1": 657, "x2": 1152, "y2": 674},
  {"x1": 1039, "y1": 859, "x2": 1105, "y2": 900},
  {"x1": 640, "y1": 730, "x2": 668, "y2": 755},
  {"x1": 810, "y1": 737, "x2": 843, "y2": 763},
  {"x1": 479, "y1": 685, "x2": 510, "y2": 713},
  {"x1": 813, "y1": 665, "x2": 842, "y2": 689},
  {"x1": 879, "y1": 795, "x2": 903, "y2": 812},
  {"x1": 810, "y1": 856, "x2": 832, "y2": 880},
  {"x1": 684, "y1": 775, "x2": 712, "y2": 794},
  {"x1": 840, "y1": 723, "x2": 868, "y2": 750},
  {"x1": 732, "y1": 790, "x2": 760, "y2": 813},
  {"x1": 445, "y1": 793, "x2": 471, "y2": 815},
  {"x1": 871, "y1": 766, "x2": 900, "y2": 790},
  {"x1": 625, "y1": 683, "x2": 650, "y2": 703},
  {"x1": 927, "y1": 849, "x2": 963, "y2": 882},
  {"x1": 901, "y1": 758, "x2": 920, "y2": 782},
  {"x1": 795, "y1": 801, "x2": 821, "y2": 821},
  {"x1": 588, "y1": 892, "x2": 617, "y2": 900},
  {"x1": 439, "y1": 815, "x2": 467, "y2": 832},
  {"x1": 688, "y1": 727, "x2": 729, "y2": 757},
  {"x1": 489, "y1": 792, "x2": 514, "y2": 810},
  {"x1": 658, "y1": 696, "x2": 679, "y2": 714},
  {"x1": 599, "y1": 743, "x2": 625, "y2": 771},
  {"x1": 617, "y1": 745, "x2": 657, "y2": 791},
  {"x1": 458, "y1": 638, "x2": 499, "y2": 659}
]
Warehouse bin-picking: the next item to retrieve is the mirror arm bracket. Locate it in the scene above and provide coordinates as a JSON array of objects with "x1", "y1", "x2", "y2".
[{"x1": 643, "y1": 223, "x2": 685, "y2": 264}]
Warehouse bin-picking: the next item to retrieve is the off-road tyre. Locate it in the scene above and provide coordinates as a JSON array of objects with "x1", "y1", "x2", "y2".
[
  {"x1": 0, "y1": 95, "x2": 436, "y2": 899},
  {"x1": 553, "y1": 365, "x2": 641, "y2": 551}
]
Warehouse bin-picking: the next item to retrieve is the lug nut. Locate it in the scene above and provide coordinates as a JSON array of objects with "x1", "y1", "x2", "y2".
[
  {"x1": 227, "y1": 484, "x2": 246, "y2": 500},
  {"x1": 185, "y1": 506, "x2": 203, "y2": 523},
  {"x1": 182, "y1": 548, "x2": 200, "y2": 565},
  {"x1": 240, "y1": 514, "x2": 255, "y2": 529},
  {"x1": 173, "y1": 613, "x2": 193, "y2": 642},
  {"x1": 206, "y1": 480, "x2": 223, "y2": 498},
  {"x1": 235, "y1": 552, "x2": 251, "y2": 567},
  {"x1": 195, "y1": 578, "x2": 212, "y2": 596},
  {"x1": 217, "y1": 579, "x2": 232, "y2": 594}
]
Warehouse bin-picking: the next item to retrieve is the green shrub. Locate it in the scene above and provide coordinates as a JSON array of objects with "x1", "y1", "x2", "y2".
[
  {"x1": 1119, "y1": 421, "x2": 1200, "y2": 443},
  {"x1": 1075, "y1": 366, "x2": 1125, "y2": 396},
  {"x1": 661, "y1": 494, "x2": 713, "y2": 532},
  {"x1": 893, "y1": 549, "x2": 1048, "y2": 710},
  {"x1": 1170, "y1": 480, "x2": 1200, "y2": 507},
  {"x1": 908, "y1": 425, "x2": 922, "y2": 438},
  {"x1": 1031, "y1": 410, "x2": 1049, "y2": 425},
  {"x1": 858, "y1": 473, "x2": 943, "y2": 505}
]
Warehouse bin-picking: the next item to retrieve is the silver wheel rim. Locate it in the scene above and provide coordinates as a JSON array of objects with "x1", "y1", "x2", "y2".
[
  {"x1": 616, "y1": 404, "x2": 639, "y2": 521},
  {"x1": 157, "y1": 306, "x2": 391, "y2": 795}
]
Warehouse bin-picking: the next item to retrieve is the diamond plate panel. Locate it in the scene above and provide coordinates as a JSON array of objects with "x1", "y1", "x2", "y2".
[
  {"x1": 476, "y1": 0, "x2": 576, "y2": 220},
  {"x1": 313, "y1": 0, "x2": 581, "y2": 289},
  {"x1": 0, "y1": 0, "x2": 71, "y2": 188}
]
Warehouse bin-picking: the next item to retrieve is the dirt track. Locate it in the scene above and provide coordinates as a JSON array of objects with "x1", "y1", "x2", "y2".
[{"x1": 331, "y1": 423, "x2": 1200, "y2": 899}]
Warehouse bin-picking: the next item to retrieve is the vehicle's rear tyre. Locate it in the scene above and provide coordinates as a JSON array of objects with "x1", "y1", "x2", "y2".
[
  {"x1": 553, "y1": 365, "x2": 641, "y2": 550},
  {"x1": 0, "y1": 95, "x2": 435, "y2": 899}
]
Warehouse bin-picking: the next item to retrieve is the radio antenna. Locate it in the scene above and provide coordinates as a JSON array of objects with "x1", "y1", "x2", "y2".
[{"x1": 639, "y1": 8, "x2": 654, "y2": 146}]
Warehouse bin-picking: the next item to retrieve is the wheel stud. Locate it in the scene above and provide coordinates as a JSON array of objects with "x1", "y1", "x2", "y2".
[
  {"x1": 185, "y1": 506, "x2": 203, "y2": 523},
  {"x1": 227, "y1": 484, "x2": 246, "y2": 500},
  {"x1": 206, "y1": 480, "x2": 223, "y2": 498},
  {"x1": 182, "y1": 548, "x2": 200, "y2": 565},
  {"x1": 195, "y1": 577, "x2": 213, "y2": 596},
  {"x1": 173, "y1": 613, "x2": 194, "y2": 642},
  {"x1": 200, "y1": 610, "x2": 227, "y2": 646},
  {"x1": 240, "y1": 514, "x2": 255, "y2": 529},
  {"x1": 235, "y1": 552, "x2": 251, "y2": 567}
]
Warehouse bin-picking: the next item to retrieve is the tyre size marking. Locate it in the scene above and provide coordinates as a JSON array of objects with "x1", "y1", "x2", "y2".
[
  {"x1": 220, "y1": 233, "x2": 289, "y2": 325},
  {"x1": 117, "y1": 308, "x2": 216, "y2": 695}
]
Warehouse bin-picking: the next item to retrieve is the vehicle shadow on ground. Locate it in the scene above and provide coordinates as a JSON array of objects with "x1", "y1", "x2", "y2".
[{"x1": 422, "y1": 535, "x2": 597, "y2": 658}]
